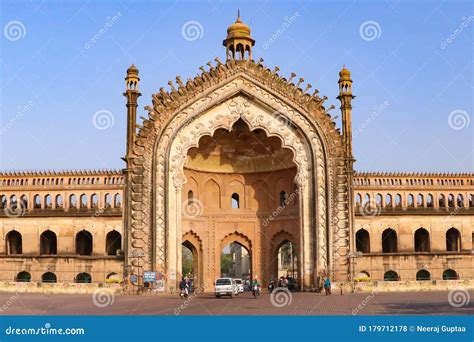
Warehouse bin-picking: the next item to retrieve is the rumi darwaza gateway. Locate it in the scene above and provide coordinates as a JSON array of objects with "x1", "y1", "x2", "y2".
[{"x1": 0, "y1": 16, "x2": 473, "y2": 294}]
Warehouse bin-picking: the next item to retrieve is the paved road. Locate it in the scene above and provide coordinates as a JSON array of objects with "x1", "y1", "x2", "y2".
[{"x1": 0, "y1": 290, "x2": 472, "y2": 315}]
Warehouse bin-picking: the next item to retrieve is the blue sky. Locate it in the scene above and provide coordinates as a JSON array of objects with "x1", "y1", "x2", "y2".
[{"x1": 1, "y1": 0, "x2": 472, "y2": 172}]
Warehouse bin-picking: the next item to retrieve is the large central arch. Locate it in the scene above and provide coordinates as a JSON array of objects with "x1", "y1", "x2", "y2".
[
  {"x1": 165, "y1": 93, "x2": 316, "y2": 291},
  {"x1": 125, "y1": 62, "x2": 351, "y2": 292}
]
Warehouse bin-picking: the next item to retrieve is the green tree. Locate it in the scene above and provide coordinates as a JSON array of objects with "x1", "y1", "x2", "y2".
[
  {"x1": 182, "y1": 246, "x2": 194, "y2": 276},
  {"x1": 220, "y1": 252, "x2": 233, "y2": 276}
]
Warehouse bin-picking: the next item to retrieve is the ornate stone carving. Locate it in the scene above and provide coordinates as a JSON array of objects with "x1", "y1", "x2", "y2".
[{"x1": 125, "y1": 59, "x2": 351, "y2": 288}]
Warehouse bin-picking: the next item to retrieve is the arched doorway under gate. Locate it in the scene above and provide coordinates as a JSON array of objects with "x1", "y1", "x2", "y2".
[
  {"x1": 267, "y1": 231, "x2": 299, "y2": 290},
  {"x1": 220, "y1": 241, "x2": 251, "y2": 282},
  {"x1": 181, "y1": 231, "x2": 203, "y2": 290}
]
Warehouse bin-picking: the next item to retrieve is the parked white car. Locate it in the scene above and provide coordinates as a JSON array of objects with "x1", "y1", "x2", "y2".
[
  {"x1": 214, "y1": 278, "x2": 236, "y2": 298},
  {"x1": 234, "y1": 278, "x2": 244, "y2": 293}
]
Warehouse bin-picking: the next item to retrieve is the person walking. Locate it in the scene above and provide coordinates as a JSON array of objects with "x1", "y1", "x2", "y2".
[{"x1": 324, "y1": 276, "x2": 331, "y2": 295}]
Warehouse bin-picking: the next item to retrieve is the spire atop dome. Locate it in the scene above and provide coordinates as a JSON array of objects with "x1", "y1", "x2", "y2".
[{"x1": 223, "y1": 12, "x2": 255, "y2": 61}]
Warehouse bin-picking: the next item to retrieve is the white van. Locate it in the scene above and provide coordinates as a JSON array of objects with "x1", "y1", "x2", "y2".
[{"x1": 214, "y1": 278, "x2": 236, "y2": 298}]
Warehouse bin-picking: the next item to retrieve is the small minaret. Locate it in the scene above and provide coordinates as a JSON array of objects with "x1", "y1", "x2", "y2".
[
  {"x1": 223, "y1": 11, "x2": 255, "y2": 61},
  {"x1": 337, "y1": 66, "x2": 356, "y2": 283},
  {"x1": 337, "y1": 65, "x2": 355, "y2": 160},
  {"x1": 123, "y1": 64, "x2": 141, "y2": 161}
]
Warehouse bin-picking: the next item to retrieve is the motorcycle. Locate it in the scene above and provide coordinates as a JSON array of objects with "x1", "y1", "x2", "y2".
[
  {"x1": 252, "y1": 285, "x2": 260, "y2": 298},
  {"x1": 179, "y1": 288, "x2": 188, "y2": 299}
]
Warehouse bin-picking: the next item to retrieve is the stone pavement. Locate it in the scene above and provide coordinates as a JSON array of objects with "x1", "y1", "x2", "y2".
[{"x1": 0, "y1": 290, "x2": 472, "y2": 316}]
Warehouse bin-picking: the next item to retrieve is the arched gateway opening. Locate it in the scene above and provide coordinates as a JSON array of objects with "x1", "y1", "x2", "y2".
[
  {"x1": 220, "y1": 242, "x2": 251, "y2": 281},
  {"x1": 181, "y1": 119, "x2": 300, "y2": 289}
]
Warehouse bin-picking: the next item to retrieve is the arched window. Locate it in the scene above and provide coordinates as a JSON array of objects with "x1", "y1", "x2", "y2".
[
  {"x1": 106, "y1": 230, "x2": 122, "y2": 256},
  {"x1": 383, "y1": 270, "x2": 399, "y2": 281},
  {"x1": 363, "y1": 194, "x2": 370, "y2": 206},
  {"x1": 448, "y1": 194, "x2": 455, "y2": 208},
  {"x1": 414, "y1": 228, "x2": 430, "y2": 252},
  {"x1": 187, "y1": 190, "x2": 194, "y2": 204},
  {"x1": 33, "y1": 194, "x2": 41, "y2": 208},
  {"x1": 40, "y1": 230, "x2": 57, "y2": 255},
  {"x1": 407, "y1": 194, "x2": 414, "y2": 207},
  {"x1": 457, "y1": 194, "x2": 464, "y2": 208},
  {"x1": 16, "y1": 271, "x2": 31, "y2": 282},
  {"x1": 416, "y1": 269, "x2": 430, "y2": 281},
  {"x1": 41, "y1": 272, "x2": 57, "y2": 283},
  {"x1": 44, "y1": 194, "x2": 52, "y2": 208},
  {"x1": 469, "y1": 194, "x2": 473, "y2": 207},
  {"x1": 417, "y1": 194, "x2": 423, "y2": 207},
  {"x1": 114, "y1": 193, "x2": 121, "y2": 208},
  {"x1": 6, "y1": 231, "x2": 22, "y2": 254},
  {"x1": 69, "y1": 194, "x2": 77, "y2": 208},
  {"x1": 76, "y1": 230, "x2": 93, "y2": 255},
  {"x1": 382, "y1": 228, "x2": 397, "y2": 253},
  {"x1": 442, "y1": 269, "x2": 458, "y2": 280},
  {"x1": 385, "y1": 194, "x2": 392, "y2": 207},
  {"x1": 375, "y1": 194, "x2": 382, "y2": 206},
  {"x1": 355, "y1": 194, "x2": 362, "y2": 206},
  {"x1": 55, "y1": 195, "x2": 63, "y2": 208},
  {"x1": 75, "y1": 272, "x2": 91, "y2": 283},
  {"x1": 9, "y1": 195, "x2": 17, "y2": 209},
  {"x1": 279, "y1": 191, "x2": 289, "y2": 207},
  {"x1": 231, "y1": 193, "x2": 240, "y2": 209},
  {"x1": 426, "y1": 194, "x2": 433, "y2": 207},
  {"x1": 395, "y1": 194, "x2": 402, "y2": 207},
  {"x1": 105, "y1": 193, "x2": 112, "y2": 208},
  {"x1": 80, "y1": 194, "x2": 87, "y2": 208},
  {"x1": 19, "y1": 195, "x2": 27, "y2": 209},
  {"x1": 446, "y1": 228, "x2": 461, "y2": 252},
  {"x1": 91, "y1": 194, "x2": 98, "y2": 208},
  {"x1": 355, "y1": 229, "x2": 370, "y2": 253},
  {"x1": 0, "y1": 195, "x2": 6, "y2": 208},
  {"x1": 438, "y1": 194, "x2": 445, "y2": 207}
]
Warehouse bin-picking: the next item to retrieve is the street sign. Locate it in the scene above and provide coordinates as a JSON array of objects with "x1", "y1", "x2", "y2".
[{"x1": 144, "y1": 271, "x2": 157, "y2": 283}]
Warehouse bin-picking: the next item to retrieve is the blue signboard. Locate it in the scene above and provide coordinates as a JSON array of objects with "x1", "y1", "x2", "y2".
[{"x1": 144, "y1": 271, "x2": 156, "y2": 283}]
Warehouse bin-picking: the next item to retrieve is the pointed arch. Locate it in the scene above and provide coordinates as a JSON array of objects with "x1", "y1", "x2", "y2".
[{"x1": 202, "y1": 178, "x2": 221, "y2": 210}]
